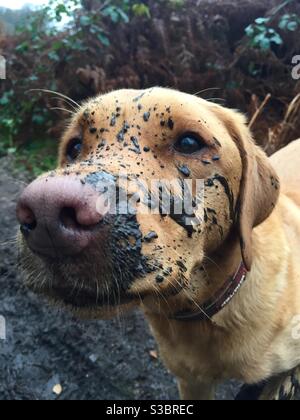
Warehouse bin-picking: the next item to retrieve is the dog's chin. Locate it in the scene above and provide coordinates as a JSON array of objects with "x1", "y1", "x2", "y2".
[
  {"x1": 19, "y1": 239, "x2": 147, "y2": 318},
  {"x1": 56, "y1": 286, "x2": 134, "y2": 307},
  {"x1": 19, "y1": 242, "x2": 184, "y2": 320},
  {"x1": 31, "y1": 282, "x2": 141, "y2": 319}
]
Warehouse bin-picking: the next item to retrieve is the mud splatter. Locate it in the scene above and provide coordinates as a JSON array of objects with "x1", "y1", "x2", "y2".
[
  {"x1": 167, "y1": 118, "x2": 174, "y2": 130},
  {"x1": 213, "y1": 137, "x2": 222, "y2": 147},
  {"x1": 144, "y1": 231, "x2": 158, "y2": 243},
  {"x1": 177, "y1": 165, "x2": 191, "y2": 177},
  {"x1": 205, "y1": 174, "x2": 235, "y2": 221}
]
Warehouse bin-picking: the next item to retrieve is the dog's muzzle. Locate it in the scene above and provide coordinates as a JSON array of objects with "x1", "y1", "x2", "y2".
[{"x1": 16, "y1": 174, "x2": 109, "y2": 259}]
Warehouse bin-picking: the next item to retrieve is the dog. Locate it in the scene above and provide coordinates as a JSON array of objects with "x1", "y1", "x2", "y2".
[{"x1": 17, "y1": 88, "x2": 300, "y2": 400}]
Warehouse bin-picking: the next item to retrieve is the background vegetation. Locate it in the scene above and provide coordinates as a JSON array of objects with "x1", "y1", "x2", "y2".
[{"x1": 0, "y1": 0, "x2": 300, "y2": 175}]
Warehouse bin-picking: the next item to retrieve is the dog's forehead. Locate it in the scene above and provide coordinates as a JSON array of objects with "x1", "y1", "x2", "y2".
[
  {"x1": 86, "y1": 87, "x2": 201, "y2": 109},
  {"x1": 79, "y1": 88, "x2": 220, "y2": 127}
]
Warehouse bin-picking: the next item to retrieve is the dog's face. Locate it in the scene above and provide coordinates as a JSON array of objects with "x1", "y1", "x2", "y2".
[{"x1": 17, "y1": 88, "x2": 280, "y2": 317}]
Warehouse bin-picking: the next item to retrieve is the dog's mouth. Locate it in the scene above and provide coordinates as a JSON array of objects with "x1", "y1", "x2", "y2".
[
  {"x1": 21, "y1": 249, "x2": 151, "y2": 311},
  {"x1": 20, "y1": 247, "x2": 183, "y2": 314},
  {"x1": 19, "y1": 210, "x2": 159, "y2": 307},
  {"x1": 46, "y1": 284, "x2": 138, "y2": 309}
]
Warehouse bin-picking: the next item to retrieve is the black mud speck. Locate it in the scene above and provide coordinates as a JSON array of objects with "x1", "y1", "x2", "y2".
[
  {"x1": 123, "y1": 121, "x2": 130, "y2": 132},
  {"x1": 133, "y1": 92, "x2": 146, "y2": 103},
  {"x1": 213, "y1": 137, "x2": 222, "y2": 147},
  {"x1": 213, "y1": 174, "x2": 235, "y2": 221},
  {"x1": 178, "y1": 165, "x2": 191, "y2": 177},
  {"x1": 144, "y1": 231, "x2": 158, "y2": 243},
  {"x1": 176, "y1": 260, "x2": 187, "y2": 272},
  {"x1": 83, "y1": 110, "x2": 90, "y2": 120},
  {"x1": 85, "y1": 171, "x2": 116, "y2": 189},
  {"x1": 129, "y1": 136, "x2": 141, "y2": 154},
  {"x1": 143, "y1": 112, "x2": 151, "y2": 122},
  {"x1": 204, "y1": 209, "x2": 208, "y2": 223},
  {"x1": 129, "y1": 148, "x2": 141, "y2": 155},
  {"x1": 205, "y1": 179, "x2": 214, "y2": 187},
  {"x1": 131, "y1": 136, "x2": 140, "y2": 150},
  {"x1": 156, "y1": 275, "x2": 164, "y2": 284},
  {"x1": 167, "y1": 118, "x2": 174, "y2": 130},
  {"x1": 98, "y1": 140, "x2": 107, "y2": 148},
  {"x1": 202, "y1": 159, "x2": 211, "y2": 165},
  {"x1": 163, "y1": 267, "x2": 173, "y2": 277},
  {"x1": 207, "y1": 208, "x2": 217, "y2": 215},
  {"x1": 271, "y1": 176, "x2": 280, "y2": 190},
  {"x1": 110, "y1": 114, "x2": 117, "y2": 127}
]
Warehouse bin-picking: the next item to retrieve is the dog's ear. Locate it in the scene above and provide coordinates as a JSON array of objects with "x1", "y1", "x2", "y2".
[
  {"x1": 235, "y1": 132, "x2": 280, "y2": 270},
  {"x1": 211, "y1": 106, "x2": 280, "y2": 270}
]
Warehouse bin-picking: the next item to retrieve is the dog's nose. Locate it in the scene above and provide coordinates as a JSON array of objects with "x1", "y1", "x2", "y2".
[{"x1": 16, "y1": 176, "x2": 107, "y2": 258}]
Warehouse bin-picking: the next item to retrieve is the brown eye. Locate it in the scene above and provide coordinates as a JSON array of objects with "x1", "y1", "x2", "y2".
[
  {"x1": 174, "y1": 134, "x2": 205, "y2": 155},
  {"x1": 66, "y1": 138, "x2": 82, "y2": 162}
]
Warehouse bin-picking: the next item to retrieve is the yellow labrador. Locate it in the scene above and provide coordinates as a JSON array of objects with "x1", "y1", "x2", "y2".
[{"x1": 17, "y1": 88, "x2": 300, "y2": 400}]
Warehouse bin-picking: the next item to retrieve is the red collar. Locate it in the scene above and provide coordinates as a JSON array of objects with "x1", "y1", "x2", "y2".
[{"x1": 172, "y1": 261, "x2": 248, "y2": 322}]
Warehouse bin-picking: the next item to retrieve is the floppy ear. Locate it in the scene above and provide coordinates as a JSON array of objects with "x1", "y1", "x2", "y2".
[
  {"x1": 236, "y1": 131, "x2": 280, "y2": 270},
  {"x1": 211, "y1": 106, "x2": 280, "y2": 270}
]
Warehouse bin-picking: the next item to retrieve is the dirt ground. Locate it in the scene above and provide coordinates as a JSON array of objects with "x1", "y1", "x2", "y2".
[{"x1": 0, "y1": 158, "x2": 240, "y2": 400}]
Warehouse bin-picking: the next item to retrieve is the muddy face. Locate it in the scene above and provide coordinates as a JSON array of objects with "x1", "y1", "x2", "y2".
[{"x1": 17, "y1": 88, "x2": 243, "y2": 318}]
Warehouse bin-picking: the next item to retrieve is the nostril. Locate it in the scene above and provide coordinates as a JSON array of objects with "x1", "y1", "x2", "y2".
[
  {"x1": 60, "y1": 206, "x2": 103, "y2": 231},
  {"x1": 17, "y1": 204, "x2": 37, "y2": 237},
  {"x1": 20, "y1": 222, "x2": 37, "y2": 237},
  {"x1": 60, "y1": 207, "x2": 80, "y2": 230}
]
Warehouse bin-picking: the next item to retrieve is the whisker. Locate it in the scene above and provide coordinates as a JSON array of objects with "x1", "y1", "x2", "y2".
[
  {"x1": 203, "y1": 255, "x2": 223, "y2": 273},
  {"x1": 146, "y1": 260, "x2": 217, "y2": 324},
  {"x1": 50, "y1": 107, "x2": 75, "y2": 115},
  {"x1": 114, "y1": 266, "x2": 123, "y2": 307},
  {"x1": 95, "y1": 277, "x2": 100, "y2": 305},
  {"x1": 206, "y1": 98, "x2": 226, "y2": 103},
  {"x1": 193, "y1": 87, "x2": 222, "y2": 96},
  {"x1": 28, "y1": 89, "x2": 80, "y2": 109},
  {"x1": 0, "y1": 238, "x2": 18, "y2": 246},
  {"x1": 149, "y1": 286, "x2": 178, "y2": 334},
  {"x1": 180, "y1": 286, "x2": 216, "y2": 324},
  {"x1": 49, "y1": 97, "x2": 78, "y2": 112}
]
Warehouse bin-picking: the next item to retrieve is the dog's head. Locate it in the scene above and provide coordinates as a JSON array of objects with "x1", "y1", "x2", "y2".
[{"x1": 17, "y1": 88, "x2": 280, "y2": 317}]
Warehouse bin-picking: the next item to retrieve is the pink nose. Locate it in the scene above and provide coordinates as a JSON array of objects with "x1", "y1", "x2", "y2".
[{"x1": 16, "y1": 176, "x2": 105, "y2": 258}]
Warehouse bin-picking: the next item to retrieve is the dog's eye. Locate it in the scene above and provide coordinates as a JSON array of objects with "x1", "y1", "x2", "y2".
[
  {"x1": 66, "y1": 138, "x2": 82, "y2": 162},
  {"x1": 174, "y1": 134, "x2": 205, "y2": 155}
]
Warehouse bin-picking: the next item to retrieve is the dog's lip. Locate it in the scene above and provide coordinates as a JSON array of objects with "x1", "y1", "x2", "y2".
[{"x1": 47, "y1": 285, "x2": 138, "y2": 309}]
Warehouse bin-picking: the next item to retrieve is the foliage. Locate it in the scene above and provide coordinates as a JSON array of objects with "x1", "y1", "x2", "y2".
[
  {"x1": 0, "y1": 6, "x2": 32, "y2": 35},
  {"x1": 0, "y1": 0, "x2": 300, "y2": 174},
  {"x1": 0, "y1": 0, "x2": 151, "y2": 173},
  {"x1": 14, "y1": 138, "x2": 58, "y2": 177},
  {"x1": 245, "y1": 17, "x2": 283, "y2": 50},
  {"x1": 245, "y1": 0, "x2": 300, "y2": 50}
]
